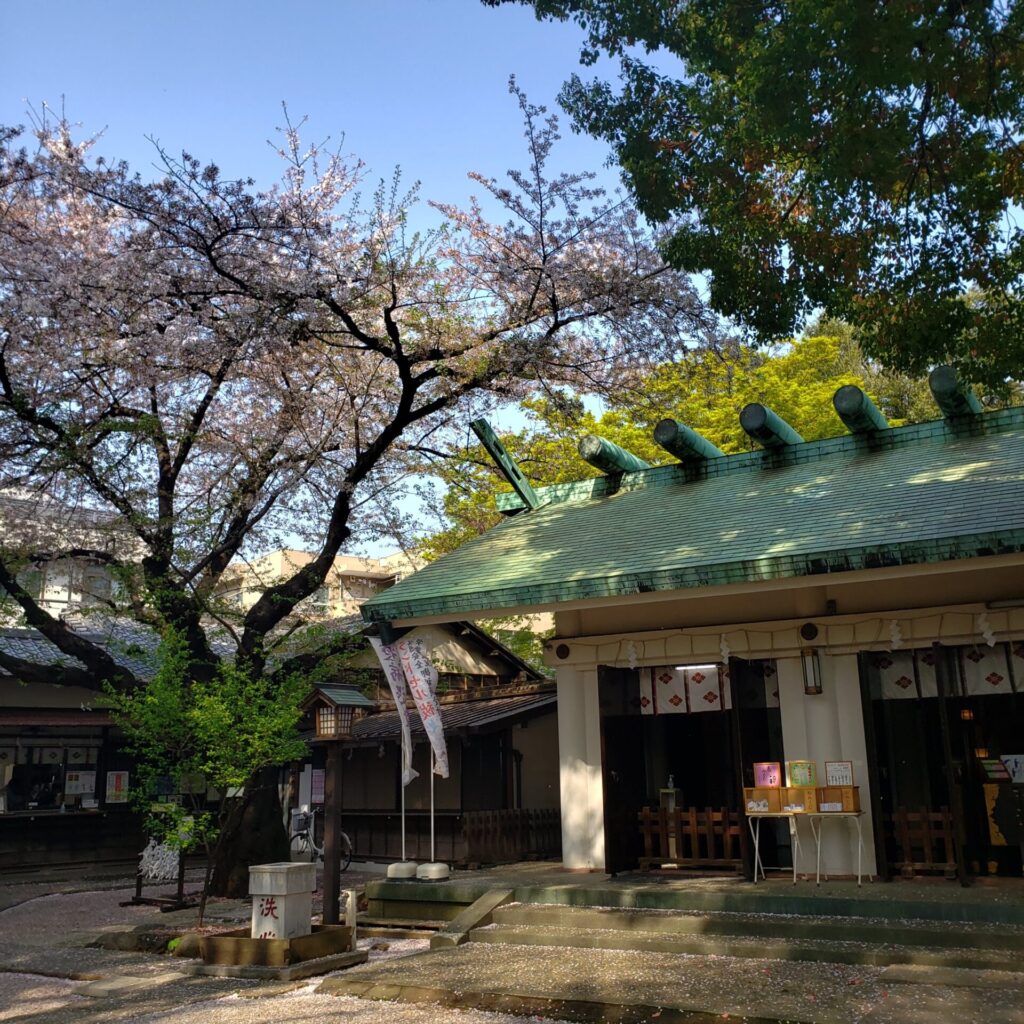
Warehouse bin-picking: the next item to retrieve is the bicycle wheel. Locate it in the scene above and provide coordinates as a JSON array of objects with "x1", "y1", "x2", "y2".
[
  {"x1": 289, "y1": 831, "x2": 313, "y2": 862},
  {"x1": 339, "y1": 831, "x2": 353, "y2": 872}
]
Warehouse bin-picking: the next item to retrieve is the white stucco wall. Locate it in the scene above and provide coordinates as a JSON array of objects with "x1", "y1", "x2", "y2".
[{"x1": 767, "y1": 654, "x2": 876, "y2": 878}]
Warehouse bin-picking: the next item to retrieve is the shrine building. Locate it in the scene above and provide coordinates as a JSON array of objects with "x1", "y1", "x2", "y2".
[{"x1": 361, "y1": 368, "x2": 1024, "y2": 883}]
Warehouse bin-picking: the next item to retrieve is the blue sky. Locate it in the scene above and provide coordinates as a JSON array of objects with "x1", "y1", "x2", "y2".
[{"x1": 3, "y1": 1, "x2": 624, "y2": 212}]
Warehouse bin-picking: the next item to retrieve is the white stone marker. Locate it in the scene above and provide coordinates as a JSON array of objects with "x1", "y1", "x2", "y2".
[
  {"x1": 249, "y1": 861, "x2": 316, "y2": 940},
  {"x1": 344, "y1": 888, "x2": 358, "y2": 939}
]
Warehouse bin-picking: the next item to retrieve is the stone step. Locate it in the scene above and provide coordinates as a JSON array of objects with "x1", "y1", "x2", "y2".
[
  {"x1": 491, "y1": 903, "x2": 1024, "y2": 952},
  {"x1": 469, "y1": 922, "x2": 1024, "y2": 972},
  {"x1": 357, "y1": 915, "x2": 445, "y2": 934},
  {"x1": 358, "y1": 925, "x2": 440, "y2": 939},
  {"x1": 365, "y1": 877, "x2": 1024, "y2": 926}
]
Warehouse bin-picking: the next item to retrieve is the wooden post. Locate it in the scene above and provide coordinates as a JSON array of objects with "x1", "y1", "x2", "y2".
[
  {"x1": 727, "y1": 658, "x2": 754, "y2": 880},
  {"x1": 856, "y1": 652, "x2": 891, "y2": 881},
  {"x1": 933, "y1": 642, "x2": 970, "y2": 886},
  {"x1": 323, "y1": 741, "x2": 343, "y2": 924}
]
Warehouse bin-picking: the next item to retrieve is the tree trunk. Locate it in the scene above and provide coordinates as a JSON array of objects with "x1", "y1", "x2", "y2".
[{"x1": 209, "y1": 766, "x2": 289, "y2": 897}]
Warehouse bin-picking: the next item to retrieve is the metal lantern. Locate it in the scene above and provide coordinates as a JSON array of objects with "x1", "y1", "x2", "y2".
[{"x1": 801, "y1": 648, "x2": 823, "y2": 696}]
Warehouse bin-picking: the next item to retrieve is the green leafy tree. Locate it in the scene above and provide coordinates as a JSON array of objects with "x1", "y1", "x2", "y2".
[
  {"x1": 108, "y1": 628, "x2": 308, "y2": 922},
  {"x1": 486, "y1": 0, "x2": 1024, "y2": 384}
]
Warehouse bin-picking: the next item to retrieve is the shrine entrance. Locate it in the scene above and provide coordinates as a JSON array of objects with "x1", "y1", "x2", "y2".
[
  {"x1": 598, "y1": 658, "x2": 784, "y2": 875},
  {"x1": 862, "y1": 641, "x2": 1024, "y2": 880}
]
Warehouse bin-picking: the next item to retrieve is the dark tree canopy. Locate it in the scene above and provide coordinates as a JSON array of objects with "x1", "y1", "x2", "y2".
[{"x1": 487, "y1": 0, "x2": 1024, "y2": 384}]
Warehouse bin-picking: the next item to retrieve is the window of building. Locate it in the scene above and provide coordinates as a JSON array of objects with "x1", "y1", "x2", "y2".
[
  {"x1": 81, "y1": 568, "x2": 113, "y2": 606},
  {"x1": 307, "y1": 587, "x2": 330, "y2": 615}
]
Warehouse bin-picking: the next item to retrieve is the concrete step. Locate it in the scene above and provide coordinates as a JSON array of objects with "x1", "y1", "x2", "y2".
[
  {"x1": 365, "y1": 876, "x2": 1024, "y2": 926},
  {"x1": 469, "y1": 922, "x2": 1024, "y2": 972},
  {"x1": 491, "y1": 902, "x2": 1024, "y2": 952}
]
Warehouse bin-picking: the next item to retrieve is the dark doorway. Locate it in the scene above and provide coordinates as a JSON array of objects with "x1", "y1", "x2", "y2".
[
  {"x1": 597, "y1": 659, "x2": 784, "y2": 874},
  {"x1": 863, "y1": 642, "x2": 1024, "y2": 879},
  {"x1": 599, "y1": 667, "x2": 648, "y2": 873}
]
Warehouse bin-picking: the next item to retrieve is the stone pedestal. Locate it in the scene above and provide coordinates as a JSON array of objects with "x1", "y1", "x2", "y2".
[{"x1": 249, "y1": 861, "x2": 316, "y2": 940}]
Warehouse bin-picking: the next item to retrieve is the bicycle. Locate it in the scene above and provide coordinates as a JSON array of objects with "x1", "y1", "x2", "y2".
[{"x1": 289, "y1": 805, "x2": 353, "y2": 871}]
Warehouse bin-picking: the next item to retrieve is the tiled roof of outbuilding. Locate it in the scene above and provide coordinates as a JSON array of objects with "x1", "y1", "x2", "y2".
[{"x1": 350, "y1": 690, "x2": 556, "y2": 741}]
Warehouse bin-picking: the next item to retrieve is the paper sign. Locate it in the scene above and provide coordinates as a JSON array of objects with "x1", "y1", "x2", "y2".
[
  {"x1": 64, "y1": 770, "x2": 96, "y2": 796},
  {"x1": 825, "y1": 761, "x2": 854, "y2": 786},
  {"x1": 754, "y1": 762, "x2": 782, "y2": 787},
  {"x1": 105, "y1": 770, "x2": 129, "y2": 803},
  {"x1": 786, "y1": 760, "x2": 817, "y2": 787},
  {"x1": 311, "y1": 769, "x2": 325, "y2": 805},
  {"x1": 1000, "y1": 754, "x2": 1024, "y2": 784}
]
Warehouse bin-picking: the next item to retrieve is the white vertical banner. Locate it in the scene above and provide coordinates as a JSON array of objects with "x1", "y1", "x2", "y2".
[
  {"x1": 368, "y1": 637, "x2": 419, "y2": 786},
  {"x1": 686, "y1": 666, "x2": 726, "y2": 713},
  {"x1": 397, "y1": 636, "x2": 450, "y2": 778},
  {"x1": 962, "y1": 645, "x2": 1012, "y2": 696},
  {"x1": 655, "y1": 667, "x2": 689, "y2": 713},
  {"x1": 913, "y1": 649, "x2": 939, "y2": 698},
  {"x1": 639, "y1": 668, "x2": 656, "y2": 714},
  {"x1": 761, "y1": 662, "x2": 780, "y2": 708},
  {"x1": 876, "y1": 652, "x2": 918, "y2": 700}
]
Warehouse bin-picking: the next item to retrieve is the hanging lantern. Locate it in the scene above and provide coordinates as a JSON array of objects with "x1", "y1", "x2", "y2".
[
  {"x1": 304, "y1": 684, "x2": 374, "y2": 741},
  {"x1": 801, "y1": 648, "x2": 822, "y2": 696}
]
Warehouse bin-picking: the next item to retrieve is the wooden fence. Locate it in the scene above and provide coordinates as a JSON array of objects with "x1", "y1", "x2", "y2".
[
  {"x1": 462, "y1": 808, "x2": 561, "y2": 864},
  {"x1": 886, "y1": 806, "x2": 958, "y2": 878},
  {"x1": 341, "y1": 807, "x2": 561, "y2": 866},
  {"x1": 638, "y1": 805, "x2": 743, "y2": 872}
]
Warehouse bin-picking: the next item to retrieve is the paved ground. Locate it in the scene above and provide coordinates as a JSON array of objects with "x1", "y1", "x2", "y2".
[{"x1": 2, "y1": 863, "x2": 1024, "y2": 1023}]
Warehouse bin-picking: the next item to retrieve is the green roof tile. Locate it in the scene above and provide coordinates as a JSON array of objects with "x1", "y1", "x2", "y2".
[{"x1": 362, "y1": 408, "x2": 1024, "y2": 624}]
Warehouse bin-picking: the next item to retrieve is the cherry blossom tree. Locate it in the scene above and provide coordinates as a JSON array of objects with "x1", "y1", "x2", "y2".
[{"x1": 0, "y1": 85, "x2": 716, "y2": 889}]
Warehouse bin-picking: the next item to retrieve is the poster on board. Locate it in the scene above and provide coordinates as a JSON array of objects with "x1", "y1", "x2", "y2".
[
  {"x1": 754, "y1": 762, "x2": 782, "y2": 787},
  {"x1": 64, "y1": 770, "x2": 96, "y2": 796},
  {"x1": 824, "y1": 761, "x2": 854, "y2": 786},
  {"x1": 311, "y1": 768, "x2": 325, "y2": 805},
  {"x1": 105, "y1": 770, "x2": 129, "y2": 803},
  {"x1": 786, "y1": 760, "x2": 817, "y2": 787}
]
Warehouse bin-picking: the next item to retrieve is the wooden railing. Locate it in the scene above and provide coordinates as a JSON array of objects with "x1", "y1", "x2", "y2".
[
  {"x1": 886, "y1": 806, "x2": 958, "y2": 878},
  {"x1": 638, "y1": 806, "x2": 743, "y2": 872},
  {"x1": 462, "y1": 808, "x2": 561, "y2": 864},
  {"x1": 343, "y1": 811, "x2": 464, "y2": 864},
  {"x1": 340, "y1": 807, "x2": 561, "y2": 866}
]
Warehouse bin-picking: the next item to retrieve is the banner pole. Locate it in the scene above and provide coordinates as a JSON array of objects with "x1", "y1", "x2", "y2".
[
  {"x1": 430, "y1": 749, "x2": 436, "y2": 863},
  {"x1": 400, "y1": 732, "x2": 407, "y2": 862}
]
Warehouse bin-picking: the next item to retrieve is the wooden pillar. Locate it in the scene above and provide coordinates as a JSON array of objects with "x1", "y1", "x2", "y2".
[
  {"x1": 934, "y1": 642, "x2": 970, "y2": 887},
  {"x1": 727, "y1": 658, "x2": 754, "y2": 880},
  {"x1": 323, "y1": 741, "x2": 343, "y2": 924},
  {"x1": 856, "y1": 653, "x2": 891, "y2": 881}
]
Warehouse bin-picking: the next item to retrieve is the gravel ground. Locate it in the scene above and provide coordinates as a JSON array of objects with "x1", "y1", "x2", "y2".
[
  {"x1": 337, "y1": 940, "x2": 1024, "y2": 1024},
  {"x1": 0, "y1": 973, "x2": 87, "y2": 1021},
  {"x1": 0, "y1": 889, "x2": 165, "y2": 948},
  {"x1": 130, "y1": 988, "x2": 573, "y2": 1024},
  {"x1": 0, "y1": 973, "x2": 577, "y2": 1024},
  {"x1": 4, "y1": 868, "x2": 1024, "y2": 1024}
]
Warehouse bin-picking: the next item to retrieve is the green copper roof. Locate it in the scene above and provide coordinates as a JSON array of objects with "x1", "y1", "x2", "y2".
[{"x1": 361, "y1": 408, "x2": 1024, "y2": 624}]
